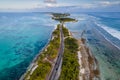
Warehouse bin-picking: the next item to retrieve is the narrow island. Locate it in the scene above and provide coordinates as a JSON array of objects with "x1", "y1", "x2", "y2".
[{"x1": 20, "y1": 13, "x2": 100, "y2": 80}]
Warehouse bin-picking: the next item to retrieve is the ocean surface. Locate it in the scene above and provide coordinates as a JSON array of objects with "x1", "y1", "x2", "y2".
[
  {"x1": 0, "y1": 12, "x2": 120, "y2": 80},
  {"x1": 0, "y1": 12, "x2": 56, "y2": 80},
  {"x1": 66, "y1": 12, "x2": 120, "y2": 80}
]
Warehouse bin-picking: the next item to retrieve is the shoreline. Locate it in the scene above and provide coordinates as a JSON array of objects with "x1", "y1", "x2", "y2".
[
  {"x1": 68, "y1": 28, "x2": 100, "y2": 80},
  {"x1": 19, "y1": 26, "x2": 56, "y2": 80},
  {"x1": 72, "y1": 35, "x2": 100, "y2": 80}
]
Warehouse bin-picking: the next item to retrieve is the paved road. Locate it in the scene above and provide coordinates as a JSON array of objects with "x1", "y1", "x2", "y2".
[{"x1": 48, "y1": 24, "x2": 64, "y2": 80}]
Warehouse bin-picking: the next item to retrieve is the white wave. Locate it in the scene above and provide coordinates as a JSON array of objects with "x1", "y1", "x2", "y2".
[{"x1": 95, "y1": 22, "x2": 120, "y2": 40}]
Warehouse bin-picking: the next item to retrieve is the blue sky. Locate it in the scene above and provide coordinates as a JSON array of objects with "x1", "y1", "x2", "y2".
[{"x1": 0, "y1": 0, "x2": 120, "y2": 11}]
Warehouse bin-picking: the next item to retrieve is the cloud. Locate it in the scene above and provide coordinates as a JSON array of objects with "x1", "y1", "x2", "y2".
[
  {"x1": 44, "y1": 0, "x2": 57, "y2": 7},
  {"x1": 38, "y1": 0, "x2": 120, "y2": 9},
  {"x1": 97, "y1": 1, "x2": 120, "y2": 7},
  {"x1": 77, "y1": 3, "x2": 95, "y2": 8},
  {"x1": 45, "y1": 3, "x2": 57, "y2": 7},
  {"x1": 2, "y1": 0, "x2": 119, "y2": 10},
  {"x1": 75, "y1": 1, "x2": 120, "y2": 9},
  {"x1": 44, "y1": 0, "x2": 56, "y2": 3}
]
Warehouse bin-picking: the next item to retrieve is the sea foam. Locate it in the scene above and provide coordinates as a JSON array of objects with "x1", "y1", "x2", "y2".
[{"x1": 95, "y1": 22, "x2": 120, "y2": 41}]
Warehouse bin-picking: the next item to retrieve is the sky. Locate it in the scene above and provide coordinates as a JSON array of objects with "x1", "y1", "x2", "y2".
[{"x1": 0, "y1": 0, "x2": 120, "y2": 12}]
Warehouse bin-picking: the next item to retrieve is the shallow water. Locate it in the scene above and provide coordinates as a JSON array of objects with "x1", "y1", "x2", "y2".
[
  {"x1": 0, "y1": 12, "x2": 55, "y2": 80},
  {"x1": 66, "y1": 12, "x2": 120, "y2": 80},
  {"x1": 0, "y1": 12, "x2": 120, "y2": 80}
]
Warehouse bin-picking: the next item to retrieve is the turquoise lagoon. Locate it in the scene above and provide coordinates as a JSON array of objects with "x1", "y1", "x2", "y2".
[
  {"x1": 0, "y1": 12, "x2": 120, "y2": 80},
  {"x1": 0, "y1": 12, "x2": 55, "y2": 80}
]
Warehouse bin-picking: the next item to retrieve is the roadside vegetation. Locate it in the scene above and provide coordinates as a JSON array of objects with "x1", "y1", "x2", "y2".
[
  {"x1": 24, "y1": 25, "x2": 60, "y2": 80},
  {"x1": 62, "y1": 26, "x2": 70, "y2": 37},
  {"x1": 24, "y1": 13, "x2": 79, "y2": 80},
  {"x1": 59, "y1": 26, "x2": 79, "y2": 80}
]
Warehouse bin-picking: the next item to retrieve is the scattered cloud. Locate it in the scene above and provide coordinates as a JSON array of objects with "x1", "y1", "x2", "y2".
[
  {"x1": 44, "y1": 0, "x2": 56, "y2": 3},
  {"x1": 44, "y1": 0, "x2": 57, "y2": 7},
  {"x1": 77, "y1": 3, "x2": 95, "y2": 9},
  {"x1": 0, "y1": 0, "x2": 120, "y2": 12},
  {"x1": 74, "y1": 1, "x2": 120, "y2": 9},
  {"x1": 97, "y1": 1, "x2": 120, "y2": 7},
  {"x1": 45, "y1": 3, "x2": 56, "y2": 7},
  {"x1": 42, "y1": 0, "x2": 120, "y2": 9}
]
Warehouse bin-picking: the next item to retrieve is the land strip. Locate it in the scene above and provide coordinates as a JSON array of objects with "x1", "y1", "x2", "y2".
[
  {"x1": 21, "y1": 25, "x2": 61, "y2": 80},
  {"x1": 59, "y1": 26, "x2": 79, "y2": 80},
  {"x1": 48, "y1": 23, "x2": 64, "y2": 80}
]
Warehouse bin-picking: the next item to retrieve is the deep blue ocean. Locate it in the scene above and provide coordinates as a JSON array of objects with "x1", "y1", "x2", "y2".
[
  {"x1": 0, "y1": 12, "x2": 120, "y2": 80},
  {"x1": 0, "y1": 12, "x2": 56, "y2": 80}
]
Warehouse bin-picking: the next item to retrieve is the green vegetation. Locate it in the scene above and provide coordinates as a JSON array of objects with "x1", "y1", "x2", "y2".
[
  {"x1": 62, "y1": 26, "x2": 69, "y2": 37},
  {"x1": 24, "y1": 25, "x2": 60, "y2": 80},
  {"x1": 64, "y1": 37, "x2": 79, "y2": 53},
  {"x1": 24, "y1": 13, "x2": 79, "y2": 80},
  {"x1": 51, "y1": 13, "x2": 70, "y2": 18},
  {"x1": 59, "y1": 27, "x2": 79, "y2": 80},
  {"x1": 53, "y1": 17, "x2": 77, "y2": 23},
  {"x1": 51, "y1": 13, "x2": 77, "y2": 23},
  {"x1": 29, "y1": 61, "x2": 51, "y2": 80},
  {"x1": 52, "y1": 17, "x2": 77, "y2": 23},
  {"x1": 43, "y1": 25, "x2": 60, "y2": 59}
]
